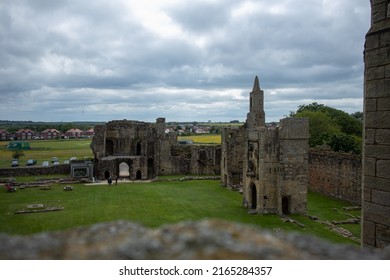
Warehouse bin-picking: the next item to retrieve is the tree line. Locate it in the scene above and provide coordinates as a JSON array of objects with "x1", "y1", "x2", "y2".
[{"x1": 290, "y1": 102, "x2": 362, "y2": 154}]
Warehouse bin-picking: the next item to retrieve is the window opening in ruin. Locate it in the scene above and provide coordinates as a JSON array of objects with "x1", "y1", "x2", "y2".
[
  {"x1": 136, "y1": 142, "x2": 141, "y2": 156},
  {"x1": 136, "y1": 170, "x2": 142, "y2": 180},
  {"x1": 119, "y1": 162, "x2": 130, "y2": 177},
  {"x1": 282, "y1": 196, "x2": 291, "y2": 215},
  {"x1": 147, "y1": 158, "x2": 154, "y2": 179},
  {"x1": 106, "y1": 140, "x2": 114, "y2": 156},
  {"x1": 251, "y1": 184, "x2": 257, "y2": 209}
]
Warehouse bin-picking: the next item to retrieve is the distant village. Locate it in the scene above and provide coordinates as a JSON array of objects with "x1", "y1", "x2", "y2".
[{"x1": 0, "y1": 120, "x2": 252, "y2": 141}]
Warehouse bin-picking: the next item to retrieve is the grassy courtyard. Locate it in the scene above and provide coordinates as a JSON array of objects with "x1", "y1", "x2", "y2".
[{"x1": 0, "y1": 179, "x2": 361, "y2": 246}]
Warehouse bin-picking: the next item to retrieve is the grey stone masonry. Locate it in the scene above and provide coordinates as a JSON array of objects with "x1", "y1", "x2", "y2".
[
  {"x1": 362, "y1": 0, "x2": 390, "y2": 248},
  {"x1": 221, "y1": 76, "x2": 309, "y2": 215}
]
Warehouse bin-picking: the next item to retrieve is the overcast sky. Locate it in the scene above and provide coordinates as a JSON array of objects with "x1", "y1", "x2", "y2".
[{"x1": 0, "y1": 0, "x2": 370, "y2": 123}]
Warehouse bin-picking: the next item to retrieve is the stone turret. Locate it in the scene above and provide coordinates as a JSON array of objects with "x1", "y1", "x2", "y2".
[{"x1": 246, "y1": 76, "x2": 265, "y2": 129}]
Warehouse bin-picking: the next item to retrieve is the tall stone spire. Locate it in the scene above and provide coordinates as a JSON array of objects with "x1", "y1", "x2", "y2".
[
  {"x1": 252, "y1": 75, "x2": 260, "y2": 92},
  {"x1": 246, "y1": 76, "x2": 265, "y2": 128}
]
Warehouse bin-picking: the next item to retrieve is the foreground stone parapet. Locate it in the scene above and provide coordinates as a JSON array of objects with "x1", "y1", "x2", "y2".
[{"x1": 0, "y1": 219, "x2": 389, "y2": 260}]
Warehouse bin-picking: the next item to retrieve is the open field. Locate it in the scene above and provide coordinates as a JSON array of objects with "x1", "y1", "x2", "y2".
[
  {"x1": 0, "y1": 134, "x2": 221, "y2": 168},
  {"x1": 0, "y1": 139, "x2": 93, "y2": 168},
  {"x1": 178, "y1": 134, "x2": 221, "y2": 144},
  {"x1": 0, "y1": 179, "x2": 360, "y2": 245}
]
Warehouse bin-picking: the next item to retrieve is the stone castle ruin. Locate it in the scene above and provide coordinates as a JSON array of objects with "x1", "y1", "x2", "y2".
[
  {"x1": 91, "y1": 76, "x2": 309, "y2": 216},
  {"x1": 90, "y1": 118, "x2": 221, "y2": 180},
  {"x1": 221, "y1": 77, "x2": 309, "y2": 214}
]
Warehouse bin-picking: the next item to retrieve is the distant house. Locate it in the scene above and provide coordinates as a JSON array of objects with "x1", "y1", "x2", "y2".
[
  {"x1": 15, "y1": 129, "x2": 34, "y2": 140},
  {"x1": 41, "y1": 128, "x2": 60, "y2": 139},
  {"x1": 0, "y1": 129, "x2": 10, "y2": 141},
  {"x1": 195, "y1": 127, "x2": 211, "y2": 134},
  {"x1": 84, "y1": 128, "x2": 94, "y2": 136},
  {"x1": 66, "y1": 128, "x2": 84, "y2": 138}
]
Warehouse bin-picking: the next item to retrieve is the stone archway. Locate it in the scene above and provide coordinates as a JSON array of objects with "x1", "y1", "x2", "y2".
[
  {"x1": 104, "y1": 170, "x2": 111, "y2": 179},
  {"x1": 136, "y1": 170, "x2": 142, "y2": 180},
  {"x1": 251, "y1": 184, "x2": 257, "y2": 210},
  {"x1": 119, "y1": 162, "x2": 130, "y2": 177}
]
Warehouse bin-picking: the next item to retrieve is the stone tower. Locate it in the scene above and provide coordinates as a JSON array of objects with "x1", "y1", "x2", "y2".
[
  {"x1": 221, "y1": 76, "x2": 309, "y2": 214},
  {"x1": 246, "y1": 76, "x2": 265, "y2": 129},
  {"x1": 362, "y1": 0, "x2": 390, "y2": 248}
]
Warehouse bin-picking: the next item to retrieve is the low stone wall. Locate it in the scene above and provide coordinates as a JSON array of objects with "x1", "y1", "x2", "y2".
[
  {"x1": 0, "y1": 164, "x2": 70, "y2": 177},
  {"x1": 308, "y1": 150, "x2": 362, "y2": 205},
  {"x1": 0, "y1": 219, "x2": 388, "y2": 259}
]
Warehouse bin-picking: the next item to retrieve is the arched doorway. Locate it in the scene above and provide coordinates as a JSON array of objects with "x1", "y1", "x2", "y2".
[
  {"x1": 104, "y1": 170, "x2": 111, "y2": 179},
  {"x1": 136, "y1": 170, "x2": 142, "y2": 180},
  {"x1": 251, "y1": 184, "x2": 257, "y2": 209},
  {"x1": 119, "y1": 162, "x2": 130, "y2": 177}
]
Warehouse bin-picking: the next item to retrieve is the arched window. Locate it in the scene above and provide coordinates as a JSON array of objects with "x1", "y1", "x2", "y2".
[{"x1": 136, "y1": 142, "x2": 141, "y2": 156}]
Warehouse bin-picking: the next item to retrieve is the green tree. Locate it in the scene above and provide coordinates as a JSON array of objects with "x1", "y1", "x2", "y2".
[
  {"x1": 294, "y1": 110, "x2": 340, "y2": 147},
  {"x1": 292, "y1": 103, "x2": 362, "y2": 154},
  {"x1": 328, "y1": 133, "x2": 361, "y2": 154}
]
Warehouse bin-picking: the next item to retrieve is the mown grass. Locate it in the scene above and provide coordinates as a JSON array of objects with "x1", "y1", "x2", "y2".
[
  {"x1": 0, "y1": 139, "x2": 93, "y2": 168},
  {"x1": 0, "y1": 179, "x2": 360, "y2": 246}
]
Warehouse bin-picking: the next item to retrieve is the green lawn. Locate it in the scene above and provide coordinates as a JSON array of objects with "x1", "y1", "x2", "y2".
[{"x1": 0, "y1": 179, "x2": 361, "y2": 246}]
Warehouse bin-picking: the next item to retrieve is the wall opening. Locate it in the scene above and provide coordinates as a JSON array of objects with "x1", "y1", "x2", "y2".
[
  {"x1": 106, "y1": 140, "x2": 114, "y2": 156},
  {"x1": 147, "y1": 158, "x2": 154, "y2": 179},
  {"x1": 136, "y1": 142, "x2": 141, "y2": 156},
  {"x1": 251, "y1": 184, "x2": 257, "y2": 209},
  {"x1": 104, "y1": 170, "x2": 111, "y2": 179},
  {"x1": 136, "y1": 170, "x2": 142, "y2": 180},
  {"x1": 282, "y1": 196, "x2": 291, "y2": 215},
  {"x1": 119, "y1": 162, "x2": 130, "y2": 177}
]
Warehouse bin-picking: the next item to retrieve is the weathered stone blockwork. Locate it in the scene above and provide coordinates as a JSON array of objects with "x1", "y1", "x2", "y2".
[
  {"x1": 308, "y1": 150, "x2": 362, "y2": 205},
  {"x1": 363, "y1": 0, "x2": 390, "y2": 248},
  {"x1": 0, "y1": 165, "x2": 70, "y2": 177},
  {"x1": 221, "y1": 77, "x2": 309, "y2": 215},
  {"x1": 91, "y1": 118, "x2": 221, "y2": 180}
]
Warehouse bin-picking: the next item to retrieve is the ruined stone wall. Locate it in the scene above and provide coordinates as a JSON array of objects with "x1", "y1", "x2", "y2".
[
  {"x1": 0, "y1": 165, "x2": 70, "y2": 177},
  {"x1": 308, "y1": 150, "x2": 362, "y2": 205},
  {"x1": 158, "y1": 142, "x2": 221, "y2": 176},
  {"x1": 362, "y1": 0, "x2": 390, "y2": 248},
  {"x1": 220, "y1": 126, "x2": 245, "y2": 187},
  {"x1": 277, "y1": 118, "x2": 309, "y2": 214}
]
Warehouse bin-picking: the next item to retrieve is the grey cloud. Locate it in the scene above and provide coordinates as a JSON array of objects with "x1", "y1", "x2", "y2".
[{"x1": 0, "y1": 0, "x2": 370, "y2": 122}]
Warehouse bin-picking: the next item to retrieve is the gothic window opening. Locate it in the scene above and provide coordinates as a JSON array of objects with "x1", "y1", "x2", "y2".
[{"x1": 136, "y1": 142, "x2": 142, "y2": 156}]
